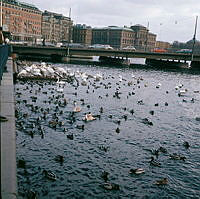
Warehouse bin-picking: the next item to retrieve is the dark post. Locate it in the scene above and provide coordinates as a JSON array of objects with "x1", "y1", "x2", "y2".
[
  {"x1": 42, "y1": 38, "x2": 45, "y2": 46},
  {"x1": 191, "y1": 16, "x2": 198, "y2": 62}
]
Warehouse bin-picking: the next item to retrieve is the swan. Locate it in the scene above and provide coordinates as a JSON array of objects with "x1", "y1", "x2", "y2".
[
  {"x1": 56, "y1": 77, "x2": 65, "y2": 85},
  {"x1": 73, "y1": 106, "x2": 81, "y2": 112},
  {"x1": 56, "y1": 86, "x2": 64, "y2": 92},
  {"x1": 83, "y1": 114, "x2": 96, "y2": 121},
  {"x1": 119, "y1": 75, "x2": 123, "y2": 82},
  {"x1": 178, "y1": 89, "x2": 188, "y2": 96}
]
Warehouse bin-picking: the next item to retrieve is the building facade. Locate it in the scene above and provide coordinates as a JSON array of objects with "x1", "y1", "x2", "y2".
[
  {"x1": 147, "y1": 32, "x2": 157, "y2": 51},
  {"x1": 72, "y1": 24, "x2": 92, "y2": 46},
  {"x1": 155, "y1": 41, "x2": 171, "y2": 49},
  {"x1": 1, "y1": 0, "x2": 42, "y2": 42},
  {"x1": 42, "y1": 10, "x2": 73, "y2": 44},
  {"x1": 131, "y1": 24, "x2": 156, "y2": 51},
  {"x1": 92, "y1": 26, "x2": 135, "y2": 49}
]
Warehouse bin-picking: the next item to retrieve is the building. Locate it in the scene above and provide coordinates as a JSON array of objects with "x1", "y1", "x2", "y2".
[
  {"x1": 42, "y1": 10, "x2": 73, "y2": 44},
  {"x1": 92, "y1": 26, "x2": 135, "y2": 49},
  {"x1": 1, "y1": 0, "x2": 42, "y2": 42},
  {"x1": 72, "y1": 24, "x2": 92, "y2": 46},
  {"x1": 131, "y1": 24, "x2": 157, "y2": 51},
  {"x1": 147, "y1": 32, "x2": 157, "y2": 51},
  {"x1": 156, "y1": 41, "x2": 171, "y2": 49}
]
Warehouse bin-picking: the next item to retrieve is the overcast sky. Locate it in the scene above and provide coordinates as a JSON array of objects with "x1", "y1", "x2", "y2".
[{"x1": 30, "y1": 0, "x2": 200, "y2": 43}]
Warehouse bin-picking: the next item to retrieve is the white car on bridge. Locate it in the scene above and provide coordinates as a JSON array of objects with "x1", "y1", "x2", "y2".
[{"x1": 89, "y1": 44, "x2": 113, "y2": 50}]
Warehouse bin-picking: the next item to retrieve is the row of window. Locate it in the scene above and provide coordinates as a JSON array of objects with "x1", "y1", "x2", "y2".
[
  {"x1": 3, "y1": 9, "x2": 41, "y2": 20},
  {"x1": 3, "y1": 3, "x2": 41, "y2": 15}
]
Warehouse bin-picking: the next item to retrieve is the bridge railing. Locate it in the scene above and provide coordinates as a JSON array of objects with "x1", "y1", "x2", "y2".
[{"x1": 0, "y1": 45, "x2": 9, "y2": 84}]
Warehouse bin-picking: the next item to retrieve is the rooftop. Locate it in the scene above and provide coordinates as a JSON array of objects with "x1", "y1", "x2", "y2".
[
  {"x1": 93, "y1": 26, "x2": 133, "y2": 31},
  {"x1": 3, "y1": 0, "x2": 41, "y2": 11}
]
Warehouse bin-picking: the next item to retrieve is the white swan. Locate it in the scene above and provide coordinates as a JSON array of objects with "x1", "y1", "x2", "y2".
[
  {"x1": 56, "y1": 77, "x2": 65, "y2": 85},
  {"x1": 179, "y1": 89, "x2": 188, "y2": 96},
  {"x1": 56, "y1": 86, "x2": 64, "y2": 92}
]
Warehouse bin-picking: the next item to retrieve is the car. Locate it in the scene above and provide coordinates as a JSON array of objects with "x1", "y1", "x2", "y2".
[
  {"x1": 122, "y1": 46, "x2": 136, "y2": 51},
  {"x1": 153, "y1": 48, "x2": 167, "y2": 53},
  {"x1": 61, "y1": 43, "x2": 84, "y2": 48},
  {"x1": 176, "y1": 49, "x2": 192, "y2": 53},
  {"x1": 89, "y1": 44, "x2": 113, "y2": 50}
]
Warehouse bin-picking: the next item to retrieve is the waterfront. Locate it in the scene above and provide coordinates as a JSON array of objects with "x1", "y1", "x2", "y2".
[{"x1": 16, "y1": 62, "x2": 200, "y2": 198}]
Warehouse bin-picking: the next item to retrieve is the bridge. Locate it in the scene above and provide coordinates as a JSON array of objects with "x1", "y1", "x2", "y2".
[
  {"x1": 11, "y1": 45, "x2": 200, "y2": 68},
  {"x1": 12, "y1": 45, "x2": 200, "y2": 60}
]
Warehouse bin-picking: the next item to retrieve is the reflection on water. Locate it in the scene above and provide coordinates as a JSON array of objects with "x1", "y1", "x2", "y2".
[{"x1": 16, "y1": 63, "x2": 200, "y2": 198}]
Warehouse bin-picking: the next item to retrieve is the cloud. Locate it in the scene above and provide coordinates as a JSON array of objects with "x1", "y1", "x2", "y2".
[{"x1": 30, "y1": 0, "x2": 200, "y2": 42}]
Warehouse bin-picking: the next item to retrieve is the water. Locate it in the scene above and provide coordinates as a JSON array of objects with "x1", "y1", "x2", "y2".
[{"x1": 16, "y1": 63, "x2": 200, "y2": 198}]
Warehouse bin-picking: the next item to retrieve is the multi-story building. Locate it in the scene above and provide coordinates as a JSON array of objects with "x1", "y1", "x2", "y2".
[
  {"x1": 131, "y1": 24, "x2": 157, "y2": 51},
  {"x1": 147, "y1": 32, "x2": 157, "y2": 51},
  {"x1": 42, "y1": 10, "x2": 73, "y2": 44},
  {"x1": 1, "y1": 0, "x2": 42, "y2": 42},
  {"x1": 92, "y1": 26, "x2": 135, "y2": 49},
  {"x1": 72, "y1": 24, "x2": 92, "y2": 46},
  {"x1": 156, "y1": 41, "x2": 171, "y2": 49}
]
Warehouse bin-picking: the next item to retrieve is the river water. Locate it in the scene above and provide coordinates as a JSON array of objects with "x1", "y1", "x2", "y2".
[{"x1": 16, "y1": 61, "x2": 200, "y2": 198}]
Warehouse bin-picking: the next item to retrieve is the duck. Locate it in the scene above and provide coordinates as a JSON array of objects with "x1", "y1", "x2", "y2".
[
  {"x1": 130, "y1": 109, "x2": 134, "y2": 115},
  {"x1": 99, "y1": 107, "x2": 104, "y2": 113},
  {"x1": 159, "y1": 146, "x2": 167, "y2": 153},
  {"x1": 55, "y1": 155, "x2": 64, "y2": 163},
  {"x1": 116, "y1": 127, "x2": 120, "y2": 133},
  {"x1": 191, "y1": 98, "x2": 195, "y2": 103},
  {"x1": 99, "y1": 145, "x2": 109, "y2": 152},
  {"x1": 102, "y1": 182, "x2": 120, "y2": 190},
  {"x1": 76, "y1": 124, "x2": 85, "y2": 130},
  {"x1": 150, "y1": 157, "x2": 161, "y2": 167},
  {"x1": 155, "y1": 178, "x2": 168, "y2": 185},
  {"x1": 142, "y1": 118, "x2": 153, "y2": 126},
  {"x1": 165, "y1": 102, "x2": 168, "y2": 106},
  {"x1": 67, "y1": 134, "x2": 74, "y2": 140},
  {"x1": 129, "y1": 168, "x2": 145, "y2": 175},
  {"x1": 151, "y1": 149, "x2": 159, "y2": 157},
  {"x1": 17, "y1": 159, "x2": 26, "y2": 169},
  {"x1": 43, "y1": 170, "x2": 57, "y2": 181},
  {"x1": 183, "y1": 141, "x2": 190, "y2": 149},
  {"x1": 156, "y1": 83, "x2": 162, "y2": 88},
  {"x1": 149, "y1": 110, "x2": 154, "y2": 115},
  {"x1": 169, "y1": 153, "x2": 186, "y2": 161},
  {"x1": 101, "y1": 171, "x2": 109, "y2": 182}
]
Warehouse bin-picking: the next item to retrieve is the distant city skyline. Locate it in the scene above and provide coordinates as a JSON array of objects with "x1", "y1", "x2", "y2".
[{"x1": 29, "y1": 0, "x2": 200, "y2": 43}]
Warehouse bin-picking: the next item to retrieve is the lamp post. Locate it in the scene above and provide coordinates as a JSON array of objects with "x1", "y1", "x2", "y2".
[
  {"x1": 1, "y1": 0, "x2": 2, "y2": 27},
  {"x1": 67, "y1": 7, "x2": 71, "y2": 57},
  {"x1": 191, "y1": 16, "x2": 198, "y2": 62},
  {"x1": 145, "y1": 22, "x2": 149, "y2": 52}
]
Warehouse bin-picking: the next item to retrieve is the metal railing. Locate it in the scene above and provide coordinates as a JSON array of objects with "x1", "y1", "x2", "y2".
[{"x1": 0, "y1": 44, "x2": 9, "y2": 83}]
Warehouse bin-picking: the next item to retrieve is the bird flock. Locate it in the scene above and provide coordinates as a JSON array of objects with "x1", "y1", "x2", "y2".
[{"x1": 15, "y1": 61, "x2": 199, "y2": 198}]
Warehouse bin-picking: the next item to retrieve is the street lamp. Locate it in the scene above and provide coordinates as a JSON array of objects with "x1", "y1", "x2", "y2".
[{"x1": 1, "y1": 0, "x2": 3, "y2": 27}]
